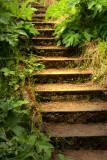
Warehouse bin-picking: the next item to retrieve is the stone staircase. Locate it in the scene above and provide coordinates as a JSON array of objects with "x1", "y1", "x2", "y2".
[{"x1": 29, "y1": 2, "x2": 107, "y2": 160}]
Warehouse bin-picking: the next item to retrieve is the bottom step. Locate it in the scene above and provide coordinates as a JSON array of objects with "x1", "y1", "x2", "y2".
[{"x1": 54, "y1": 150, "x2": 107, "y2": 160}]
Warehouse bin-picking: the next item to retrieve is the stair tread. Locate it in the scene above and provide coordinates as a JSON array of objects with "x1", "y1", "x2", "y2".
[
  {"x1": 33, "y1": 14, "x2": 46, "y2": 17},
  {"x1": 36, "y1": 29, "x2": 55, "y2": 31},
  {"x1": 36, "y1": 69, "x2": 93, "y2": 75},
  {"x1": 35, "y1": 46, "x2": 68, "y2": 49},
  {"x1": 33, "y1": 37, "x2": 55, "y2": 40},
  {"x1": 40, "y1": 101, "x2": 107, "y2": 112},
  {"x1": 35, "y1": 83, "x2": 106, "y2": 92},
  {"x1": 36, "y1": 56, "x2": 88, "y2": 61},
  {"x1": 54, "y1": 150, "x2": 107, "y2": 160},
  {"x1": 46, "y1": 123, "x2": 107, "y2": 137},
  {"x1": 32, "y1": 22, "x2": 56, "y2": 24}
]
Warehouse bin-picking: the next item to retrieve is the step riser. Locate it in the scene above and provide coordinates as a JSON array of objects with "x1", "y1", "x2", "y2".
[
  {"x1": 34, "y1": 23, "x2": 55, "y2": 29},
  {"x1": 24, "y1": 49, "x2": 73, "y2": 57},
  {"x1": 36, "y1": 92, "x2": 106, "y2": 102},
  {"x1": 34, "y1": 74, "x2": 92, "y2": 83},
  {"x1": 30, "y1": 39, "x2": 57, "y2": 46},
  {"x1": 36, "y1": 60, "x2": 90, "y2": 69},
  {"x1": 50, "y1": 137, "x2": 107, "y2": 150},
  {"x1": 36, "y1": 30, "x2": 54, "y2": 37},
  {"x1": 42, "y1": 112, "x2": 107, "y2": 124},
  {"x1": 32, "y1": 17, "x2": 45, "y2": 21},
  {"x1": 31, "y1": 48, "x2": 73, "y2": 57},
  {"x1": 34, "y1": 10, "x2": 46, "y2": 14},
  {"x1": 31, "y1": 5, "x2": 45, "y2": 9}
]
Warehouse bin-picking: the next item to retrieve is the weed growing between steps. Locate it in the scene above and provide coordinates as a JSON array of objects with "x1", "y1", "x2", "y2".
[{"x1": 79, "y1": 39, "x2": 107, "y2": 87}]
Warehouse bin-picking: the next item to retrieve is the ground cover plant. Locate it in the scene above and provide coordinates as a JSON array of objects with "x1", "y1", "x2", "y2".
[{"x1": 46, "y1": 0, "x2": 107, "y2": 85}]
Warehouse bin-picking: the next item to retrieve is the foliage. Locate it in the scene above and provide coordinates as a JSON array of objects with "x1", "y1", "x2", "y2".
[
  {"x1": 58, "y1": 154, "x2": 75, "y2": 160},
  {"x1": 0, "y1": 0, "x2": 39, "y2": 98},
  {"x1": 0, "y1": 0, "x2": 37, "y2": 20},
  {"x1": 0, "y1": 99, "x2": 54, "y2": 160},
  {"x1": 46, "y1": 0, "x2": 107, "y2": 47}
]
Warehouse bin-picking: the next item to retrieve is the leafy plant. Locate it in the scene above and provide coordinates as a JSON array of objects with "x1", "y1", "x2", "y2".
[
  {"x1": 58, "y1": 154, "x2": 75, "y2": 160},
  {"x1": 0, "y1": 99, "x2": 54, "y2": 160},
  {"x1": 46, "y1": 0, "x2": 107, "y2": 47}
]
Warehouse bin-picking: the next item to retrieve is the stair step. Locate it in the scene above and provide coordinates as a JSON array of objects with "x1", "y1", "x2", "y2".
[
  {"x1": 31, "y1": 37, "x2": 56, "y2": 46},
  {"x1": 35, "y1": 10, "x2": 46, "y2": 14},
  {"x1": 36, "y1": 29, "x2": 55, "y2": 37},
  {"x1": 36, "y1": 29, "x2": 55, "y2": 31},
  {"x1": 40, "y1": 101, "x2": 107, "y2": 112},
  {"x1": 36, "y1": 57, "x2": 89, "y2": 68},
  {"x1": 29, "y1": 2, "x2": 42, "y2": 5},
  {"x1": 33, "y1": 22, "x2": 55, "y2": 29},
  {"x1": 46, "y1": 123, "x2": 107, "y2": 137},
  {"x1": 33, "y1": 22, "x2": 56, "y2": 25},
  {"x1": 36, "y1": 57, "x2": 88, "y2": 61},
  {"x1": 30, "y1": 22, "x2": 56, "y2": 29},
  {"x1": 24, "y1": 46, "x2": 72, "y2": 57},
  {"x1": 33, "y1": 14, "x2": 45, "y2": 18},
  {"x1": 36, "y1": 69, "x2": 93, "y2": 75},
  {"x1": 33, "y1": 37, "x2": 55, "y2": 40},
  {"x1": 54, "y1": 150, "x2": 107, "y2": 160},
  {"x1": 34, "y1": 69, "x2": 92, "y2": 83},
  {"x1": 35, "y1": 83, "x2": 106, "y2": 92},
  {"x1": 35, "y1": 46, "x2": 68, "y2": 50},
  {"x1": 31, "y1": 4, "x2": 45, "y2": 9}
]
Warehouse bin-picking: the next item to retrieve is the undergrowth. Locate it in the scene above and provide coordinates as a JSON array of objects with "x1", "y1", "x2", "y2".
[
  {"x1": 46, "y1": 0, "x2": 107, "y2": 47},
  {"x1": 81, "y1": 39, "x2": 107, "y2": 87},
  {"x1": 0, "y1": 0, "x2": 73, "y2": 159},
  {"x1": 46, "y1": 0, "x2": 107, "y2": 86}
]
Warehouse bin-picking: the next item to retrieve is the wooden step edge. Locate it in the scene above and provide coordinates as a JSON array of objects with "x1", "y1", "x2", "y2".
[
  {"x1": 36, "y1": 57, "x2": 90, "y2": 61},
  {"x1": 36, "y1": 29, "x2": 55, "y2": 31},
  {"x1": 32, "y1": 22, "x2": 56, "y2": 24},
  {"x1": 40, "y1": 101, "x2": 107, "y2": 112},
  {"x1": 33, "y1": 14, "x2": 46, "y2": 16},
  {"x1": 33, "y1": 15, "x2": 46, "y2": 18},
  {"x1": 35, "y1": 84, "x2": 107, "y2": 92},
  {"x1": 32, "y1": 37, "x2": 55, "y2": 40},
  {"x1": 45, "y1": 123, "x2": 107, "y2": 137},
  {"x1": 34, "y1": 46, "x2": 68, "y2": 50},
  {"x1": 31, "y1": 4, "x2": 45, "y2": 7},
  {"x1": 34, "y1": 69, "x2": 93, "y2": 75},
  {"x1": 54, "y1": 150, "x2": 107, "y2": 160}
]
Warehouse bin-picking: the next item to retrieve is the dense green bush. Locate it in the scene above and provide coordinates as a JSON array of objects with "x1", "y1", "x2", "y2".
[
  {"x1": 0, "y1": 0, "x2": 40, "y2": 98},
  {"x1": 46, "y1": 0, "x2": 107, "y2": 47}
]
